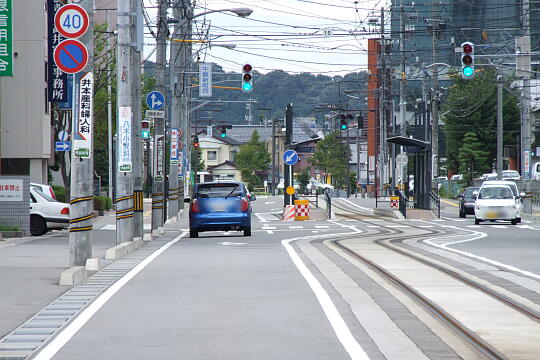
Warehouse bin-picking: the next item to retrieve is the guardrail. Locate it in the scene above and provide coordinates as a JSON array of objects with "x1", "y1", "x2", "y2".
[{"x1": 299, "y1": 194, "x2": 319, "y2": 208}]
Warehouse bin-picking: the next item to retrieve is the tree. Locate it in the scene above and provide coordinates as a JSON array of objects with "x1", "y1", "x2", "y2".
[
  {"x1": 295, "y1": 168, "x2": 310, "y2": 194},
  {"x1": 191, "y1": 148, "x2": 205, "y2": 174},
  {"x1": 309, "y1": 132, "x2": 350, "y2": 189},
  {"x1": 442, "y1": 68, "x2": 520, "y2": 175},
  {"x1": 235, "y1": 130, "x2": 270, "y2": 189},
  {"x1": 458, "y1": 132, "x2": 491, "y2": 185}
]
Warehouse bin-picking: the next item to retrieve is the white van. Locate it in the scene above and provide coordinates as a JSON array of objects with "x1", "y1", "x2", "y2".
[{"x1": 532, "y1": 162, "x2": 540, "y2": 181}]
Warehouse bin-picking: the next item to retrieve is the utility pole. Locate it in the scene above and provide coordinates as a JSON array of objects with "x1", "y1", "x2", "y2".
[
  {"x1": 152, "y1": 0, "x2": 168, "y2": 232},
  {"x1": 132, "y1": 0, "x2": 144, "y2": 238},
  {"x1": 271, "y1": 117, "x2": 277, "y2": 196},
  {"x1": 284, "y1": 103, "x2": 293, "y2": 206},
  {"x1": 168, "y1": 0, "x2": 182, "y2": 219},
  {"x1": 69, "y1": 0, "x2": 94, "y2": 266},
  {"x1": 180, "y1": 2, "x2": 193, "y2": 203},
  {"x1": 115, "y1": 0, "x2": 135, "y2": 244},
  {"x1": 379, "y1": 7, "x2": 386, "y2": 186},
  {"x1": 520, "y1": 0, "x2": 532, "y2": 181},
  {"x1": 106, "y1": 10, "x2": 113, "y2": 201},
  {"x1": 398, "y1": 0, "x2": 406, "y2": 184},
  {"x1": 497, "y1": 75, "x2": 503, "y2": 180},
  {"x1": 356, "y1": 120, "x2": 360, "y2": 197},
  {"x1": 429, "y1": 3, "x2": 440, "y2": 180}
]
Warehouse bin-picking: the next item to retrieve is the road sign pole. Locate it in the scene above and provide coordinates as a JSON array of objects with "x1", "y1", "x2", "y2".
[
  {"x1": 68, "y1": 0, "x2": 94, "y2": 267},
  {"x1": 115, "y1": 0, "x2": 134, "y2": 244}
]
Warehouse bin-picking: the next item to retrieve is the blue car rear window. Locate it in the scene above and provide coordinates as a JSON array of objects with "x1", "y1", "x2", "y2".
[{"x1": 196, "y1": 184, "x2": 242, "y2": 198}]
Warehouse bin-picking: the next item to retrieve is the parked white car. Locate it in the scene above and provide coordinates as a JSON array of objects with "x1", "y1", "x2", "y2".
[
  {"x1": 474, "y1": 184, "x2": 521, "y2": 225},
  {"x1": 30, "y1": 185, "x2": 69, "y2": 236},
  {"x1": 308, "y1": 179, "x2": 334, "y2": 190},
  {"x1": 30, "y1": 182, "x2": 57, "y2": 200}
]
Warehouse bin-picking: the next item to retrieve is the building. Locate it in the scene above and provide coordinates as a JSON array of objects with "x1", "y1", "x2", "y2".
[
  {"x1": 0, "y1": 0, "x2": 49, "y2": 183},
  {"x1": 197, "y1": 134, "x2": 242, "y2": 181}
]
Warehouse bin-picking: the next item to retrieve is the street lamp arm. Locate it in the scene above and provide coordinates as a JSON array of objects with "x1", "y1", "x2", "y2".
[{"x1": 168, "y1": 8, "x2": 253, "y2": 25}]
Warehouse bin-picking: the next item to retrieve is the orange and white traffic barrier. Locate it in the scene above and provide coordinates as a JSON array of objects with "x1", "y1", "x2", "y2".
[
  {"x1": 390, "y1": 196, "x2": 399, "y2": 208},
  {"x1": 283, "y1": 205, "x2": 296, "y2": 221},
  {"x1": 294, "y1": 199, "x2": 310, "y2": 221}
]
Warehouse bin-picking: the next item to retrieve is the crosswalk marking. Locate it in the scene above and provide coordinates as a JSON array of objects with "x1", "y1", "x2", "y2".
[
  {"x1": 289, "y1": 226, "x2": 303, "y2": 229},
  {"x1": 315, "y1": 225, "x2": 330, "y2": 229}
]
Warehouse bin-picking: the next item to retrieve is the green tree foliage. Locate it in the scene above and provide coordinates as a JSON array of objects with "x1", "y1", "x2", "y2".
[
  {"x1": 295, "y1": 168, "x2": 310, "y2": 194},
  {"x1": 458, "y1": 132, "x2": 491, "y2": 185},
  {"x1": 190, "y1": 148, "x2": 205, "y2": 174},
  {"x1": 442, "y1": 68, "x2": 520, "y2": 175},
  {"x1": 235, "y1": 131, "x2": 270, "y2": 189},
  {"x1": 309, "y1": 132, "x2": 350, "y2": 189}
]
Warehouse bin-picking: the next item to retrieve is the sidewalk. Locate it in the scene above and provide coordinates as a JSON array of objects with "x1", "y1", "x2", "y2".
[{"x1": 0, "y1": 200, "x2": 187, "y2": 340}]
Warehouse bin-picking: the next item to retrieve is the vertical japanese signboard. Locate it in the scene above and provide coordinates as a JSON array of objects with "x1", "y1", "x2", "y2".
[
  {"x1": 118, "y1": 106, "x2": 132, "y2": 172},
  {"x1": 47, "y1": 0, "x2": 67, "y2": 101},
  {"x1": 170, "y1": 128, "x2": 179, "y2": 164},
  {"x1": 0, "y1": 0, "x2": 12, "y2": 76},
  {"x1": 154, "y1": 135, "x2": 165, "y2": 182},
  {"x1": 73, "y1": 72, "x2": 93, "y2": 158},
  {"x1": 199, "y1": 63, "x2": 212, "y2": 97}
]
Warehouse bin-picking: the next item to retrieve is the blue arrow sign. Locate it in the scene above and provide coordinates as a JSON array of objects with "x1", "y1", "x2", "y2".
[
  {"x1": 55, "y1": 141, "x2": 71, "y2": 152},
  {"x1": 283, "y1": 150, "x2": 298, "y2": 166},
  {"x1": 146, "y1": 91, "x2": 164, "y2": 110}
]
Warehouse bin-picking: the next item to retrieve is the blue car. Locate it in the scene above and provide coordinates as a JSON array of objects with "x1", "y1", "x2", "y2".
[{"x1": 185, "y1": 181, "x2": 255, "y2": 238}]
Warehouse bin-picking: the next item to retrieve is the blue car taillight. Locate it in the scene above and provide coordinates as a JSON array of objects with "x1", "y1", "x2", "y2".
[
  {"x1": 240, "y1": 198, "x2": 249, "y2": 212},
  {"x1": 191, "y1": 200, "x2": 200, "y2": 213}
]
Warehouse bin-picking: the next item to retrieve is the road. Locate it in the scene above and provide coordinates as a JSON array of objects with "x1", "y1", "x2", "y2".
[{"x1": 2, "y1": 196, "x2": 540, "y2": 359}]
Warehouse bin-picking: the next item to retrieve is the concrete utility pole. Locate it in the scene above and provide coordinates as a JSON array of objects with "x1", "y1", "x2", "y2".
[
  {"x1": 168, "y1": 0, "x2": 182, "y2": 219},
  {"x1": 271, "y1": 117, "x2": 277, "y2": 195},
  {"x1": 69, "y1": 0, "x2": 94, "y2": 266},
  {"x1": 106, "y1": 10, "x2": 113, "y2": 201},
  {"x1": 520, "y1": 0, "x2": 532, "y2": 181},
  {"x1": 115, "y1": 0, "x2": 134, "y2": 244},
  {"x1": 132, "y1": 0, "x2": 144, "y2": 239},
  {"x1": 429, "y1": 4, "x2": 440, "y2": 179},
  {"x1": 398, "y1": 1, "x2": 406, "y2": 183},
  {"x1": 151, "y1": 0, "x2": 168, "y2": 232},
  {"x1": 497, "y1": 75, "x2": 503, "y2": 180},
  {"x1": 379, "y1": 7, "x2": 386, "y2": 186}
]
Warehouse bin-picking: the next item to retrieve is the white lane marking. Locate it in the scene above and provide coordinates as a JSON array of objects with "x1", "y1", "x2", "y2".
[
  {"x1": 466, "y1": 225, "x2": 481, "y2": 228},
  {"x1": 424, "y1": 227, "x2": 540, "y2": 281},
  {"x1": 433, "y1": 219, "x2": 445, "y2": 222},
  {"x1": 266, "y1": 230, "x2": 274, "y2": 234},
  {"x1": 254, "y1": 213, "x2": 269, "y2": 223},
  {"x1": 315, "y1": 225, "x2": 330, "y2": 229},
  {"x1": 345, "y1": 219, "x2": 357, "y2": 222},
  {"x1": 518, "y1": 225, "x2": 534, "y2": 229},
  {"x1": 100, "y1": 224, "x2": 151, "y2": 230},
  {"x1": 289, "y1": 226, "x2": 303, "y2": 229},
  {"x1": 366, "y1": 225, "x2": 380, "y2": 228},
  {"x1": 33, "y1": 233, "x2": 188, "y2": 360},
  {"x1": 312, "y1": 230, "x2": 319, "y2": 233},
  {"x1": 386, "y1": 225, "x2": 410, "y2": 228},
  {"x1": 282, "y1": 231, "x2": 370, "y2": 360},
  {"x1": 417, "y1": 225, "x2": 434, "y2": 228},
  {"x1": 264, "y1": 201, "x2": 276, "y2": 205},
  {"x1": 219, "y1": 241, "x2": 247, "y2": 246},
  {"x1": 262, "y1": 226, "x2": 276, "y2": 230}
]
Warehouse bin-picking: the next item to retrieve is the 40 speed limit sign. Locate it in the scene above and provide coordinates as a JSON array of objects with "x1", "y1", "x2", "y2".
[{"x1": 55, "y1": 4, "x2": 89, "y2": 39}]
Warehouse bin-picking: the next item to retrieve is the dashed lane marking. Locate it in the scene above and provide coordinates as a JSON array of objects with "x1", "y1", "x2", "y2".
[
  {"x1": 266, "y1": 230, "x2": 274, "y2": 234},
  {"x1": 315, "y1": 225, "x2": 330, "y2": 229},
  {"x1": 289, "y1": 226, "x2": 304, "y2": 229}
]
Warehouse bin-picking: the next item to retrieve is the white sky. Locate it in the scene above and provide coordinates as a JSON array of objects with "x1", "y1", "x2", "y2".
[{"x1": 143, "y1": 0, "x2": 389, "y2": 75}]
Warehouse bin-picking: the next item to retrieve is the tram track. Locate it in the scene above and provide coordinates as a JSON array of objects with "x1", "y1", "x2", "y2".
[{"x1": 326, "y1": 199, "x2": 540, "y2": 360}]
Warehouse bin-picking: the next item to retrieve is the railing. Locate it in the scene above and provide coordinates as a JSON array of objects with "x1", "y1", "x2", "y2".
[
  {"x1": 429, "y1": 191, "x2": 441, "y2": 218},
  {"x1": 326, "y1": 188, "x2": 348, "y2": 198},
  {"x1": 375, "y1": 188, "x2": 408, "y2": 218},
  {"x1": 299, "y1": 194, "x2": 319, "y2": 208}
]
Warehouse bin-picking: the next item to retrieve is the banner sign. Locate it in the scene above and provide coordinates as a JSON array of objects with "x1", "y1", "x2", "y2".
[
  {"x1": 118, "y1": 106, "x2": 132, "y2": 172},
  {"x1": 73, "y1": 72, "x2": 93, "y2": 158},
  {"x1": 47, "y1": 0, "x2": 67, "y2": 101},
  {"x1": 154, "y1": 135, "x2": 165, "y2": 182},
  {"x1": 0, "y1": 0, "x2": 12, "y2": 77},
  {"x1": 199, "y1": 63, "x2": 212, "y2": 97},
  {"x1": 171, "y1": 128, "x2": 179, "y2": 162}
]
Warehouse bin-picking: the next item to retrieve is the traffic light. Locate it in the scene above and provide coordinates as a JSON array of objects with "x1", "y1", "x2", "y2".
[
  {"x1": 218, "y1": 124, "x2": 232, "y2": 138},
  {"x1": 193, "y1": 136, "x2": 200, "y2": 149},
  {"x1": 461, "y1": 42, "x2": 474, "y2": 79},
  {"x1": 357, "y1": 114, "x2": 364, "y2": 129},
  {"x1": 242, "y1": 63, "x2": 253, "y2": 93},
  {"x1": 339, "y1": 114, "x2": 348, "y2": 130},
  {"x1": 141, "y1": 119, "x2": 150, "y2": 139}
]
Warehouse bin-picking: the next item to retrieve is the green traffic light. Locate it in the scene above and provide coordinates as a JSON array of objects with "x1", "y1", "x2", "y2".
[
  {"x1": 220, "y1": 132, "x2": 227, "y2": 138},
  {"x1": 463, "y1": 66, "x2": 474, "y2": 78},
  {"x1": 141, "y1": 130, "x2": 150, "y2": 139},
  {"x1": 242, "y1": 82, "x2": 253, "y2": 92}
]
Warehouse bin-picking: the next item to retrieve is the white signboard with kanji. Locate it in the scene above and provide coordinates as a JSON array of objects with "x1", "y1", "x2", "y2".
[
  {"x1": 171, "y1": 128, "x2": 179, "y2": 163},
  {"x1": 0, "y1": 179, "x2": 23, "y2": 201},
  {"x1": 118, "y1": 106, "x2": 132, "y2": 172},
  {"x1": 199, "y1": 63, "x2": 212, "y2": 97},
  {"x1": 73, "y1": 72, "x2": 93, "y2": 158}
]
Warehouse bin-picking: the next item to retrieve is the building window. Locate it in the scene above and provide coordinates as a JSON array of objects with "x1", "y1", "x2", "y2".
[
  {"x1": 230, "y1": 150, "x2": 238, "y2": 162},
  {"x1": 207, "y1": 151, "x2": 217, "y2": 161}
]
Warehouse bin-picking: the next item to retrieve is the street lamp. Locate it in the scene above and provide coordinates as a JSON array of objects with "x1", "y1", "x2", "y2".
[{"x1": 167, "y1": 7, "x2": 253, "y2": 24}]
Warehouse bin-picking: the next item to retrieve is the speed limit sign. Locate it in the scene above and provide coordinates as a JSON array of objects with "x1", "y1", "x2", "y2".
[{"x1": 55, "y1": 4, "x2": 89, "y2": 39}]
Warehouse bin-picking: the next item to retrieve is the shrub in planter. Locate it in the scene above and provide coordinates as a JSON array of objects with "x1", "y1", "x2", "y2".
[{"x1": 94, "y1": 196, "x2": 106, "y2": 212}]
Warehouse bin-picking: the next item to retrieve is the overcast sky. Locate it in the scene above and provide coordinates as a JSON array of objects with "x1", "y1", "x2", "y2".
[{"x1": 143, "y1": 0, "x2": 389, "y2": 75}]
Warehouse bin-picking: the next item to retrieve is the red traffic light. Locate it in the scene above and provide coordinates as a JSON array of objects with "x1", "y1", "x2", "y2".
[
  {"x1": 141, "y1": 121, "x2": 150, "y2": 129},
  {"x1": 243, "y1": 64, "x2": 252, "y2": 72},
  {"x1": 463, "y1": 43, "x2": 473, "y2": 54}
]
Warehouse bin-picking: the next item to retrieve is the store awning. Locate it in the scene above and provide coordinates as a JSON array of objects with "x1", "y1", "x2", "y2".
[{"x1": 387, "y1": 136, "x2": 430, "y2": 149}]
